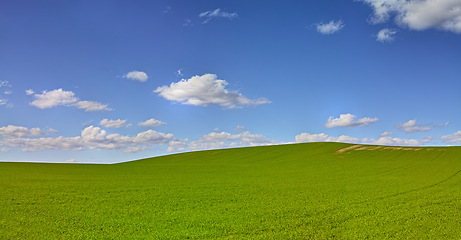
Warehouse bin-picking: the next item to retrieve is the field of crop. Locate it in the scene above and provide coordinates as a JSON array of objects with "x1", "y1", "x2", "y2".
[{"x1": 1, "y1": 142, "x2": 461, "y2": 239}]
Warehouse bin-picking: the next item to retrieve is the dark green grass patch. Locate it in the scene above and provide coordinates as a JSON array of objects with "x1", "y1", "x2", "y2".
[{"x1": 1, "y1": 142, "x2": 461, "y2": 239}]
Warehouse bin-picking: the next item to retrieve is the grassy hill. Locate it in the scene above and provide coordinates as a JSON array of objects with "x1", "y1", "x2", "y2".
[{"x1": 1, "y1": 142, "x2": 461, "y2": 239}]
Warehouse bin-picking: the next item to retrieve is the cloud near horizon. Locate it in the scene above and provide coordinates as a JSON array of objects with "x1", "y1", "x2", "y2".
[
  {"x1": 138, "y1": 118, "x2": 166, "y2": 127},
  {"x1": 296, "y1": 132, "x2": 432, "y2": 146},
  {"x1": 154, "y1": 74, "x2": 270, "y2": 109},
  {"x1": 0, "y1": 125, "x2": 176, "y2": 152},
  {"x1": 325, "y1": 113, "x2": 379, "y2": 128}
]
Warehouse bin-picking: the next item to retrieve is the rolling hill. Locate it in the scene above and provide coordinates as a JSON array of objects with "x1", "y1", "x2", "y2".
[{"x1": 1, "y1": 142, "x2": 461, "y2": 239}]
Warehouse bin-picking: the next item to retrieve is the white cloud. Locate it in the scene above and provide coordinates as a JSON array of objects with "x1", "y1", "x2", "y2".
[
  {"x1": 124, "y1": 71, "x2": 149, "y2": 82},
  {"x1": 25, "y1": 89, "x2": 35, "y2": 95},
  {"x1": 100, "y1": 119, "x2": 127, "y2": 128},
  {"x1": 325, "y1": 113, "x2": 379, "y2": 128},
  {"x1": 138, "y1": 118, "x2": 166, "y2": 127},
  {"x1": 75, "y1": 101, "x2": 112, "y2": 112},
  {"x1": 360, "y1": 0, "x2": 461, "y2": 33},
  {"x1": 377, "y1": 28, "x2": 397, "y2": 42},
  {"x1": 0, "y1": 98, "x2": 6, "y2": 106},
  {"x1": 0, "y1": 125, "x2": 44, "y2": 138},
  {"x1": 30, "y1": 89, "x2": 78, "y2": 109},
  {"x1": 316, "y1": 20, "x2": 345, "y2": 34},
  {"x1": 4, "y1": 90, "x2": 12, "y2": 95},
  {"x1": 177, "y1": 69, "x2": 183, "y2": 76},
  {"x1": 199, "y1": 8, "x2": 238, "y2": 24},
  {"x1": 395, "y1": 119, "x2": 431, "y2": 133},
  {"x1": 187, "y1": 131, "x2": 280, "y2": 151},
  {"x1": 154, "y1": 74, "x2": 270, "y2": 109},
  {"x1": 380, "y1": 131, "x2": 393, "y2": 137},
  {"x1": 30, "y1": 89, "x2": 111, "y2": 111},
  {"x1": 167, "y1": 139, "x2": 189, "y2": 152},
  {"x1": 295, "y1": 133, "x2": 360, "y2": 143},
  {"x1": 0, "y1": 125, "x2": 176, "y2": 152},
  {"x1": 296, "y1": 132, "x2": 431, "y2": 146},
  {"x1": 440, "y1": 130, "x2": 461, "y2": 143},
  {"x1": 363, "y1": 135, "x2": 432, "y2": 146}
]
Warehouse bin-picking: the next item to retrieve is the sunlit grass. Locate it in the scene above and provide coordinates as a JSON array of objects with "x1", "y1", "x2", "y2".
[{"x1": 1, "y1": 142, "x2": 461, "y2": 239}]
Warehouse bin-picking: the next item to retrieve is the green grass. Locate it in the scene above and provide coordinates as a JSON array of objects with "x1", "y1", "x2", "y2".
[{"x1": 1, "y1": 142, "x2": 461, "y2": 239}]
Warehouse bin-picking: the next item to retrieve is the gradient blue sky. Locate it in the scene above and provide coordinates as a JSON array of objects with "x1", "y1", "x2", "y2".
[{"x1": 1, "y1": 0, "x2": 460, "y2": 163}]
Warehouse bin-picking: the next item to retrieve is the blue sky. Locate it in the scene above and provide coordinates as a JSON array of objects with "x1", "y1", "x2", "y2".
[{"x1": 1, "y1": 0, "x2": 460, "y2": 163}]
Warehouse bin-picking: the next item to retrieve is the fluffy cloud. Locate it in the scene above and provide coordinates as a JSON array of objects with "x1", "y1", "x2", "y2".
[
  {"x1": 360, "y1": 0, "x2": 461, "y2": 33},
  {"x1": 154, "y1": 74, "x2": 270, "y2": 109},
  {"x1": 25, "y1": 89, "x2": 35, "y2": 95},
  {"x1": 199, "y1": 8, "x2": 238, "y2": 24},
  {"x1": 124, "y1": 71, "x2": 149, "y2": 82},
  {"x1": 440, "y1": 130, "x2": 461, "y2": 143},
  {"x1": 0, "y1": 81, "x2": 11, "y2": 88},
  {"x1": 186, "y1": 131, "x2": 280, "y2": 151},
  {"x1": 0, "y1": 125, "x2": 44, "y2": 138},
  {"x1": 1, "y1": 125, "x2": 176, "y2": 152},
  {"x1": 316, "y1": 20, "x2": 345, "y2": 34},
  {"x1": 295, "y1": 133, "x2": 359, "y2": 143},
  {"x1": 138, "y1": 118, "x2": 166, "y2": 127},
  {"x1": 325, "y1": 113, "x2": 379, "y2": 128},
  {"x1": 0, "y1": 98, "x2": 6, "y2": 106},
  {"x1": 29, "y1": 89, "x2": 111, "y2": 111},
  {"x1": 395, "y1": 119, "x2": 431, "y2": 133},
  {"x1": 377, "y1": 28, "x2": 397, "y2": 42},
  {"x1": 100, "y1": 119, "x2": 127, "y2": 128},
  {"x1": 30, "y1": 89, "x2": 78, "y2": 109},
  {"x1": 296, "y1": 132, "x2": 431, "y2": 146}
]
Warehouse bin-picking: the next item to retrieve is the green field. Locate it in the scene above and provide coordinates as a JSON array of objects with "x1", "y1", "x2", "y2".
[{"x1": 1, "y1": 142, "x2": 461, "y2": 239}]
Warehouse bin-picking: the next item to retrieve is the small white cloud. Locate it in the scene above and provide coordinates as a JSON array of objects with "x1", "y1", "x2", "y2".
[
  {"x1": 395, "y1": 119, "x2": 431, "y2": 133},
  {"x1": 440, "y1": 130, "x2": 461, "y2": 143},
  {"x1": 25, "y1": 89, "x2": 35, "y2": 95},
  {"x1": 177, "y1": 69, "x2": 183, "y2": 76},
  {"x1": 75, "y1": 101, "x2": 112, "y2": 112},
  {"x1": 0, "y1": 98, "x2": 7, "y2": 106},
  {"x1": 124, "y1": 71, "x2": 149, "y2": 82},
  {"x1": 138, "y1": 118, "x2": 166, "y2": 127},
  {"x1": 377, "y1": 28, "x2": 397, "y2": 42},
  {"x1": 0, "y1": 125, "x2": 44, "y2": 138},
  {"x1": 199, "y1": 8, "x2": 238, "y2": 24},
  {"x1": 4, "y1": 90, "x2": 12, "y2": 95},
  {"x1": 380, "y1": 131, "x2": 393, "y2": 137},
  {"x1": 316, "y1": 20, "x2": 345, "y2": 34},
  {"x1": 325, "y1": 113, "x2": 379, "y2": 128},
  {"x1": 30, "y1": 89, "x2": 79, "y2": 109},
  {"x1": 100, "y1": 119, "x2": 127, "y2": 128},
  {"x1": 29, "y1": 89, "x2": 111, "y2": 111},
  {"x1": 167, "y1": 139, "x2": 189, "y2": 152},
  {"x1": 154, "y1": 74, "x2": 270, "y2": 109},
  {"x1": 296, "y1": 132, "x2": 431, "y2": 146}
]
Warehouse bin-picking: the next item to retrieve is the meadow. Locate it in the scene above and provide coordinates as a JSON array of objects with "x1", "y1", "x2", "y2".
[{"x1": 1, "y1": 142, "x2": 461, "y2": 239}]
